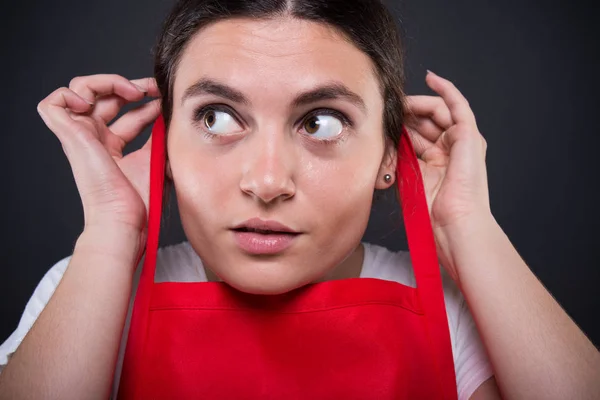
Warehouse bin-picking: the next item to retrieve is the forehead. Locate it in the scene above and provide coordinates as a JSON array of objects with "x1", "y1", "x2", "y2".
[{"x1": 173, "y1": 17, "x2": 382, "y2": 109}]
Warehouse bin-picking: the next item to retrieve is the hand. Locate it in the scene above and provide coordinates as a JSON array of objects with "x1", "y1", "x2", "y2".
[
  {"x1": 404, "y1": 71, "x2": 491, "y2": 279},
  {"x1": 37, "y1": 74, "x2": 161, "y2": 237}
]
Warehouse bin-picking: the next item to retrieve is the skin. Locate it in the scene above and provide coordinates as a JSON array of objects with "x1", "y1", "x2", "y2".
[
  {"x1": 403, "y1": 71, "x2": 600, "y2": 398},
  {"x1": 165, "y1": 17, "x2": 600, "y2": 398},
  {"x1": 166, "y1": 17, "x2": 394, "y2": 295},
  {"x1": 2, "y1": 14, "x2": 598, "y2": 400}
]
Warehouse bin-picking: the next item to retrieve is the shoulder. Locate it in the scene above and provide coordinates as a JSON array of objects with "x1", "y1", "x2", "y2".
[
  {"x1": 0, "y1": 254, "x2": 71, "y2": 369},
  {"x1": 361, "y1": 242, "x2": 460, "y2": 297},
  {"x1": 361, "y1": 241, "x2": 467, "y2": 333},
  {"x1": 361, "y1": 242, "x2": 463, "y2": 331},
  {"x1": 0, "y1": 240, "x2": 202, "y2": 371},
  {"x1": 361, "y1": 242, "x2": 463, "y2": 323},
  {"x1": 361, "y1": 242, "x2": 494, "y2": 400}
]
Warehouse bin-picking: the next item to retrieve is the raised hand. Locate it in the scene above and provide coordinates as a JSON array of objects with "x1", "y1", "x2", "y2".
[
  {"x1": 405, "y1": 71, "x2": 490, "y2": 230},
  {"x1": 37, "y1": 74, "x2": 161, "y2": 237},
  {"x1": 404, "y1": 71, "x2": 490, "y2": 281}
]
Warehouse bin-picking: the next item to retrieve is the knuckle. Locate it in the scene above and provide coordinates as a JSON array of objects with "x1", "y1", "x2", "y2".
[
  {"x1": 69, "y1": 76, "x2": 83, "y2": 89},
  {"x1": 140, "y1": 77, "x2": 153, "y2": 87},
  {"x1": 456, "y1": 126, "x2": 473, "y2": 140},
  {"x1": 38, "y1": 90, "x2": 57, "y2": 109},
  {"x1": 56, "y1": 86, "x2": 73, "y2": 98},
  {"x1": 48, "y1": 86, "x2": 69, "y2": 101},
  {"x1": 432, "y1": 104, "x2": 445, "y2": 118},
  {"x1": 109, "y1": 73, "x2": 127, "y2": 84}
]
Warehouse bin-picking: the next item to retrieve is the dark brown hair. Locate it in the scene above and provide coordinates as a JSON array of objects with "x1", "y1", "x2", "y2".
[{"x1": 153, "y1": 0, "x2": 407, "y2": 217}]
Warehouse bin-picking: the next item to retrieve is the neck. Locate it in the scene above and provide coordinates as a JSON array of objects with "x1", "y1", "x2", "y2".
[{"x1": 315, "y1": 242, "x2": 365, "y2": 282}]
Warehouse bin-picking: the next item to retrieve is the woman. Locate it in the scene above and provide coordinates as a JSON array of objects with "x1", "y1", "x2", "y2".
[{"x1": 1, "y1": 0, "x2": 598, "y2": 398}]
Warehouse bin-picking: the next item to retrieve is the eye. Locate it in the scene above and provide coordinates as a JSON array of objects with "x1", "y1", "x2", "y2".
[
  {"x1": 197, "y1": 107, "x2": 243, "y2": 135},
  {"x1": 301, "y1": 114, "x2": 344, "y2": 140}
]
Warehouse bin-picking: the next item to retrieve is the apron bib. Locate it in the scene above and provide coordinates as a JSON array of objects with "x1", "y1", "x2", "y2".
[{"x1": 117, "y1": 116, "x2": 458, "y2": 399}]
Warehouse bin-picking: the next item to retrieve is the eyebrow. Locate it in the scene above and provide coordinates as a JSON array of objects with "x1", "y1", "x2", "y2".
[{"x1": 181, "y1": 77, "x2": 367, "y2": 114}]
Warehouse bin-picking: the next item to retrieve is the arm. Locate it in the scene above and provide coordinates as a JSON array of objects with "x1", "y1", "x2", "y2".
[
  {"x1": 0, "y1": 255, "x2": 70, "y2": 372},
  {"x1": 435, "y1": 212, "x2": 600, "y2": 400},
  {"x1": 0, "y1": 226, "x2": 141, "y2": 400},
  {"x1": 404, "y1": 72, "x2": 599, "y2": 399}
]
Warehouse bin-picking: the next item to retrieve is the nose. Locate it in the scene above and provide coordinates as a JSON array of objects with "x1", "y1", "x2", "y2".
[{"x1": 239, "y1": 129, "x2": 296, "y2": 205}]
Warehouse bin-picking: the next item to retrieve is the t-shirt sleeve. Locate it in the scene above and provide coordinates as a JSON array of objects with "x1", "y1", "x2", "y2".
[
  {"x1": 0, "y1": 255, "x2": 71, "y2": 374},
  {"x1": 445, "y1": 271, "x2": 495, "y2": 400}
]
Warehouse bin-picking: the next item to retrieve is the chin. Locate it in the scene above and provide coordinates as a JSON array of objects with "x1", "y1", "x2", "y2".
[{"x1": 218, "y1": 268, "x2": 317, "y2": 296}]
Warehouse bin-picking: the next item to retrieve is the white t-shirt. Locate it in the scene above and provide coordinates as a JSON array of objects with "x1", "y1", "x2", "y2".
[{"x1": 0, "y1": 241, "x2": 494, "y2": 399}]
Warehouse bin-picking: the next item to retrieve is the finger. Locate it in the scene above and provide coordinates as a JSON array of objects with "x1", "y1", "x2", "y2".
[
  {"x1": 130, "y1": 77, "x2": 160, "y2": 98},
  {"x1": 405, "y1": 95, "x2": 453, "y2": 130},
  {"x1": 69, "y1": 74, "x2": 146, "y2": 106},
  {"x1": 405, "y1": 126, "x2": 434, "y2": 156},
  {"x1": 109, "y1": 99, "x2": 161, "y2": 146},
  {"x1": 425, "y1": 71, "x2": 477, "y2": 127},
  {"x1": 69, "y1": 75, "x2": 150, "y2": 124},
  {"x1": 37, "y1": 87, "x2": 95, "y2": 145},
  {"x1": 87, "y1": 95, "x2": 128, "y2": 124},
  {"x1": 439, "y1": 125, "x2": 482, "y2": 156},
  {"x1": 87, "y1": 77, "x2": 160, "y2": 124},
  {"x1": 89, "y1": 77, "x2": 160, "y2": 124},
  {"x1": 404, "y1": 115, "x2": 445, "y2": 143}
]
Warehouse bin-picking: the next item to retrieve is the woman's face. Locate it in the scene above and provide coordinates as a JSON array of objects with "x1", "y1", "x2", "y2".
[{"x1": 167, "y1": 17, "x2": 395, "y2": 294}]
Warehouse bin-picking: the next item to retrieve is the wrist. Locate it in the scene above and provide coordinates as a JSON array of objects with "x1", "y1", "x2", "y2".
[
  {"x1": 433, "y1": 212, "x2": 499, "y2": 285},
  {"x1": 436, "y1": 211, "x2": 498, "y2": 239},
  {"x1": 76, "y1": 224, "x2": 145, "y2": 268}
]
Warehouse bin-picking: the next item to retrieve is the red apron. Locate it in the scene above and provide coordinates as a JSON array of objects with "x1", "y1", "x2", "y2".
[{"x1": 116, "y1": 116, "x2": 458, "y2": 399}]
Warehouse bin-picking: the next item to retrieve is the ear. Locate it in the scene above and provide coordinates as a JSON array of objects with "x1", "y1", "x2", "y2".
[{"x1": 374, "y1": 137, "x2": 397, "y2": 189}]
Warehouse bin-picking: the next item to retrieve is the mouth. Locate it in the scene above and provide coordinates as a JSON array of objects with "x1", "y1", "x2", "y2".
[
  {"x1": 231, "y1": 218, "x2": 301, "y2": 255},
  {"x1": 232, "y1": 227, "x2": 298, "y2": 234},
  {"x1": 232, "y1": 218, "x2": 299, "y2": 234}
]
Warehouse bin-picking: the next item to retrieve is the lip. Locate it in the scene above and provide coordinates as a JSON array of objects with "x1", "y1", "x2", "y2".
[
  {"x1": 232, "y1": 218, "x2": 299, "y2": 234},
  {"x1": 231, "y1": 218, "x2": 301, "y2": 255}
]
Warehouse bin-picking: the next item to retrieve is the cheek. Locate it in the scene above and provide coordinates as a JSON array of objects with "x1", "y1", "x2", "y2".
[
  {"x1": 301, "y1": 159, "x2": 375, "y2": 206},
  {"x1": 168, "y1": 121, "x2": 383, "y2": 238},
  {"x1": 176, "y1": 164, "x2": 234, "y2": 217},
  {"x1": 168, "y1": 138, "x2": 237, "y2": 231},
  {"x1": 298, "y1": 151, "x2": 379, "y2": 238}
]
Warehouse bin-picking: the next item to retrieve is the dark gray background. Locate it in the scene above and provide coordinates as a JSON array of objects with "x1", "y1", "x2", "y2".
[{"x1": 2, "y1": 0, "x2": 598, "y2": 348}]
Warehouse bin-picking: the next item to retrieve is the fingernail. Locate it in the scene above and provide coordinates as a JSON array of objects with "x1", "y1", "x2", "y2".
[
  {"x1": 84, "y1": 98, "x2": 95, "y2": 106},
  {"x1": 426, "y1": 69, "x2": 436, "y2": 76}
]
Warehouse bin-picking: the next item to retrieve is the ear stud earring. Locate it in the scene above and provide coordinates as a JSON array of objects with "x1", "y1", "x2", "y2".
[{"x1": 384, "y1": 174, "x2": 392, "y2": 183}]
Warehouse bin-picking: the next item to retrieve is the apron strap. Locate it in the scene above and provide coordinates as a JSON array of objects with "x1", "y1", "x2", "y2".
[
  {"x1": 397, "y1": 125, "x2": 457, "y2": 399},
  {"x1": 118, "y1": 114, "x2": 166, "y2": 399},
  {"x1": 118, "y1": 117, "x2": 457, "y2": 399}
]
